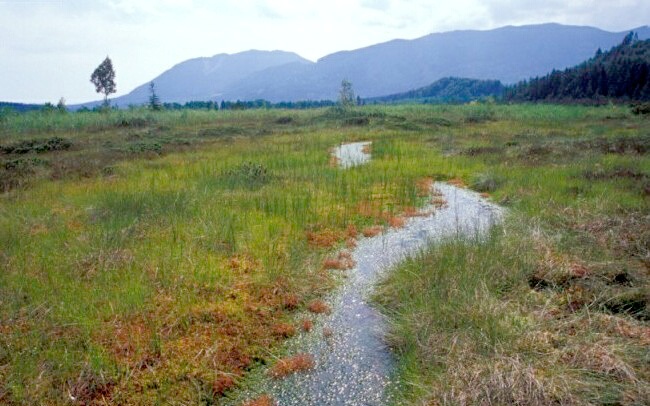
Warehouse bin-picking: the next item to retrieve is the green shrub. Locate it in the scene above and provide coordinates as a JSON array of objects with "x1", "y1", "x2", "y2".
[{"x1": 0, "y1": 137, "x2": 72, "y2": 154}]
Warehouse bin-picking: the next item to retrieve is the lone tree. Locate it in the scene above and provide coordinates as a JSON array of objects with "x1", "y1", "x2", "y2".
[
  {"x1": 338, "y1": 79, "x2": 355, "y2": 107},
  {"x1": 90, "y1": 56, "x2": 116, "y2": 107},
  {"x1": 148, "y1": 82, "x2": 162, "y2": 111}
]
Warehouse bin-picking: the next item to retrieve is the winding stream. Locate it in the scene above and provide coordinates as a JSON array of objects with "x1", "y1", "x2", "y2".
[{"x1": 235, "y1": 143, "x2": 503, "y2": 405}]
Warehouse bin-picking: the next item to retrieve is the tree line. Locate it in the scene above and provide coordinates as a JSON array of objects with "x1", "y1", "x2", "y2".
[{"x1": 505, "y1": 32, "x2": 650, "y2": 103}]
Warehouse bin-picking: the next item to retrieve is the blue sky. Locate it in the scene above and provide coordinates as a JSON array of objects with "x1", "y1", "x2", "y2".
[{"x1": 1, "y1": 0, "x2": 649, "y2": 103}]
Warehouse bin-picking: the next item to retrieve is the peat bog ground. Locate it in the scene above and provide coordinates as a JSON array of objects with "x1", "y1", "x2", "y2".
[{"x1": 0, "y1": 104, "x2": 648, "y2": 405}]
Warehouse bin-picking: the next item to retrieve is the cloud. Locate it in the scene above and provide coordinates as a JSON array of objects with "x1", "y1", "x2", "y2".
[{"x1": 361, "y1": 0, "x2": 392, "y2": 11}]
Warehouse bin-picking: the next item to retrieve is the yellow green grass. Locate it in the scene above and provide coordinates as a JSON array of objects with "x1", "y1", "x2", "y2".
[{"x1": 0, "y1": 105, "x2": 648, "y2": 404}]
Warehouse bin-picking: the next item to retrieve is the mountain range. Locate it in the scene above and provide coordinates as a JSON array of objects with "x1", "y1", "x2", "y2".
[{"x1": 90, "y1": 23, "x2": 650, "y2": 107}]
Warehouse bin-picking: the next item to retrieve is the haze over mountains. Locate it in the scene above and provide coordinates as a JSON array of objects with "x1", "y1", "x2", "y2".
[{"x1": 97, "y1": 23, "x2": 650, "y2": 107}]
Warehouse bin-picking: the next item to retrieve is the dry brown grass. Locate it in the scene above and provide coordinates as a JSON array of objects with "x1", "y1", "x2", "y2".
[
  {"x1": 307, "y1": 300, "x2": 331, "y2": 314},
  {"x1": 434, "y1": 356, "x2": 557, "y2": 406},
  {"x1": 268, "y1": 354, "x2": 315, "y2": 379}
]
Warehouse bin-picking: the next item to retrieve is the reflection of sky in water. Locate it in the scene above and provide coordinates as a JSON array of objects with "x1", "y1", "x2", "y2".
[
  {"x1": 233, "y1": 183, "x2": 503, "y2": 406},
  {"x1": 333, "y1": 141, "x2": 372, "y2": 168}
]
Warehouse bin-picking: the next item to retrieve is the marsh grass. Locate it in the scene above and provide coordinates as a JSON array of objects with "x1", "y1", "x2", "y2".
[{"x1": 0, "y1": 104, "x2": 648, "y2": 404}]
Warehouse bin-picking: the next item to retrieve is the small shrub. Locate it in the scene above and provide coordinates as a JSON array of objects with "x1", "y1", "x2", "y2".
[
  {"x1": 631, "y1": 102, "x2": 650, "y2": 115},
  {"x1": 0, "y1": 137, "x2": 72, "y2": 154},
  {"x1": 127, "y1": 142, "x2": 162, "y2": 154},
  {"x1": 343, "y1": 116, "x2": 370, "y2": 126},
  {"x1": 116, "y1": 117, "x2": 150, "y2": 128},
  {"x1": 4, "y1": 157, "x2": 48, "y2": 171},
  {"x1": 275, "y1": 116, "x2": 293, "y2": 124}
]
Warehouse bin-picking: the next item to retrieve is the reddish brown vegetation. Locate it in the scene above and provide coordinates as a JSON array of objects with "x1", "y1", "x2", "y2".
[
  {"x1": 301, "y1": 319, "x2": 314, "y2": 332},
  {"x1": 346, "y1": 224, "x2": 358, "y2": 238},
  {"x1": 242, "y1": 394, "x2": 276, "y2": 406},
  {"x1": 323, "y1": 251, "x2": 356, "y2": 270},
  {"x1": 362, "y1": 225, "x2": 383, "y2": 237},
  {"x1": 272, "y1": 323, "x2": 297, "y2": 338},
  {"x1": 345, "y1": 237, "x2": 357, "y2": 249},
  {"x1": 306, "y1": 228, "x2": 343, "y2": 248},
  {"x1": 447, "y1": 177, "x2": 467, "y2": 188},
  {"x1": 281, "y1": 293, "x2": 300, "y2": 310},
  {"x1": 307, "y1": 300, "x2": 331, "y2": 314},
  {"x1": 416, "y1": 177, "x2": 434, "y2": 197},
  {"x1": 268, "y1": 354, "x2": 315, "y2": 378},
  {"x1": 212, "y1": 374, "x2": 236, "y2": 396},
  {"x1": 388, "y1": 216, "x2": 406, "y2": 228}
]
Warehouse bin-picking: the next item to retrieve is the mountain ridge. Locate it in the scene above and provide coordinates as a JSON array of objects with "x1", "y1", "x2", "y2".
[{"x1": 81, "y1": 23, "x2": 650, "y2": 107}]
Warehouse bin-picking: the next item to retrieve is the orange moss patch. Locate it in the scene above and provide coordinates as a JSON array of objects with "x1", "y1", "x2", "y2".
[
  {"x1": 388, "y1": 216, "x2": 406, "y2": 228},
  {"x1": 308, "y1": 300, "x2": 331, "y2": 314},
  {"x1": 416, "y1": 177, "x2": 434, "y2": 197},
  {"x1": 329, "y1": 155, "x2": 341, "y2": 168},
  {"x1": 268, "y1": 354, "x2": 315, "y2": 378},
  {"x1": 361, "y1": 143, "x2": 372, "y2": 154},
  {"x1": 447, "y1": 177, "x2": 467, "y2": 188},
  {"x1": 301, "y1": 319, "x2": 314, "y2": 332},
  {"x1": 242, "y1": 394, "x2": 276, "y2": 406},
  {"x1": 323, "y1": 251, "x2": 356, "y2": 270},
  {"x1": 362, "y1": 225, "x2": 383, "y2": 237},
  {"x1": 431, "y1": 196, "x2": 448, "y2": 209},
  {"x1": 306, "y1": 228, "x2": 343, "y2": 248},
  {"x1": 281, "y1": 293, "x2": 300, "y2": 310},
  {"x1": 480, "y1": 192, "x2": 491, "y2": 199},
  {"x1": 346, "y1": 224, "x2": 358, "y2": 238},
  {"x1": 345, "y1": 238, "x2": 358, "y2": 249},
  {"x1": 403, "y1": 206, "x2": 432, "y2": 218},
  {"x1": 212, "y1": 374, "x2": 237, "y2": 396},
  {"x1": 272, "y1": 323, "x2": 297, "y2": 338}
]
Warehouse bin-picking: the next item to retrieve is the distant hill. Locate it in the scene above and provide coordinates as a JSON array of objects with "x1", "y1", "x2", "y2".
[
  {"x1": 0, "y1": 102, "x2": 43, "y2": 113},
  {"x1": 506, "y1": 33, "x2": 650, "y2": 102},
  {"x1": 366, "y1": 77, "x2": 504, "y2": 104},
  {"x1": 80, "y1": 23, "x2": 650, "y2": 107}
]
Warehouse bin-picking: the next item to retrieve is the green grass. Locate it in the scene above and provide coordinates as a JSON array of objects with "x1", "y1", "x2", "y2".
[{"x1": 0, "y1": 104, "x2": 648, "y2": 405}]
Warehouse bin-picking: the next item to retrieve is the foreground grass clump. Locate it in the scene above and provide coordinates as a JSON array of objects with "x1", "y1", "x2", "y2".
[{"x1": 0, "y1": 104, "x2": 648, "y2": 404}]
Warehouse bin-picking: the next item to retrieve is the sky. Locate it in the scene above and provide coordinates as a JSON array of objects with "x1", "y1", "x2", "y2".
[{"x1": 1, "y1": 0, "x2": 649, "y2": 104}]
